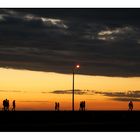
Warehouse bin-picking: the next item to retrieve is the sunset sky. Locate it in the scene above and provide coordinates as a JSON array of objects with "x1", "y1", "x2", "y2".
[{"x1": 0, "y1": 9, "x2": 140, "y2": 110}]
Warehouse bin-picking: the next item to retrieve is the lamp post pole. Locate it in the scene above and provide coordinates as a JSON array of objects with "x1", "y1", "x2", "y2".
[
  {"x1": 72, "y1": 64, "x2": 80, "y2": 111},
  {"x1": 72, "y1": 70, "x2": 75, "y2": 111}
]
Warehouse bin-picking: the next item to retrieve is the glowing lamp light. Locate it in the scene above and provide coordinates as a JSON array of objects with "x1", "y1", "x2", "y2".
[{"x1": 76, "y1": 64, "x2": 80, "y2": 69}]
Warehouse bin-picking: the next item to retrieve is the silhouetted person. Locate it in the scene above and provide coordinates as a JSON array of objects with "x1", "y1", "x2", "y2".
[
  {"x1": 55, "y1": 102, "x2": 57, "y2": 111},
  {"x1": 79, "y1": 101, "x2": 85, "y2": 111},
  {"x1": 3, "y1": 99, "x2": 9, "y2": 111},
  {"x1": 12, "y1": 100, "x2": 16, "y2": 111},
  {"x1": 128, "y1": 101, "x2": 133, "y2": 111},
  {"x1": 83, "y1": 101, "x2": 85, "y2": 111},
  {"x1": 79, "y1": 101, "x2": 82, "y2": 111},
  {"x1": 57, "y1": 102, "x2": 60, "y2": 111},
  {"x1": 3, "y1": 99, "x2": 6, "y2": 111},
  {"x1": 7, "y1": 100, "x2": 9, "y2": 111},
  {"x1": 5, "y1": 99, "x2": 8, "y2": 111}
]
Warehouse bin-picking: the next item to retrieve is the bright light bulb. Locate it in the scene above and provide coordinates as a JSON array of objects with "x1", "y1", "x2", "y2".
[{"x1": 76, "y1": 64, "x2": 80, "y2": 68}]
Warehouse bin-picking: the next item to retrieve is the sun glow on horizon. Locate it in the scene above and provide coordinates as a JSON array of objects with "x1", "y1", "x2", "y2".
[{"x1": 0, "y1": 67, "x2": 140, "y2": 110}]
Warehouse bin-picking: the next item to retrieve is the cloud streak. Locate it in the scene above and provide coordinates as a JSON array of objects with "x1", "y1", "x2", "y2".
[
  {"x1": 113, "y1": 98, "x2": 140, "y2": 102},
  {"x1": 51, "y1": 89, "x2": 140, "y2": 102},
  {"x1": 94, "y1": 90, "x2": 140, "y2": 102},
  {"x1": 51, "y1": 89, "x2": 89, "y2": 95},
  {"x1": 18, "y1": 100, "x2": 48, "y2": 102},
  {"x1": 0, "y1": 89, "x2": 25, "y2": 93}
]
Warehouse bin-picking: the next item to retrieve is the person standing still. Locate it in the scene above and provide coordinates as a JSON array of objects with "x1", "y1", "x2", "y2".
[{"x1": 12, "y1": 100, "x2": 16, "y2": 111}]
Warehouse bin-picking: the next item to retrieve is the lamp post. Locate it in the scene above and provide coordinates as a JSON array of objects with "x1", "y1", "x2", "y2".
[{"x1": 72, "y1": 64, "x2": 80, "y2": 111}]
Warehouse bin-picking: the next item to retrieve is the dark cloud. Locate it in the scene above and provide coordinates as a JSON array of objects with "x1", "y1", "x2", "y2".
[{"x1": 0, "y1": 9, "x2": 140, "y2": 76}]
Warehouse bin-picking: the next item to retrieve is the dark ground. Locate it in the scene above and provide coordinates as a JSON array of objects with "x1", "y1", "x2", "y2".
[{"x1": 0, "y1": 111, "x2": 140, "y2": 132}]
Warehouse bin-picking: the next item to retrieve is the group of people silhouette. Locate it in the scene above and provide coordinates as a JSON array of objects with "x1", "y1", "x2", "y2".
[
  {"x1": 2, "y1": 99, "x2": 16, "y2": 111},
  {"x1": 55, "y1": 102, "x2": 60, "y2": 111},
  {"x1": 79, "y1": 101, "x2": 86, "y2": 111}
]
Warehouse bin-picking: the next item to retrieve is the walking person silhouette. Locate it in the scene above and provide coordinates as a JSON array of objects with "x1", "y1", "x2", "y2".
[
  {"x1": 57, "y1": 102, "x2": 60, "y2": 111},
  {"x1": 128, "y1": 100, "x2": 133, "y2": 111},
  {"x1": 12, "y1": 100, "x2": 16, "y2": 111}
]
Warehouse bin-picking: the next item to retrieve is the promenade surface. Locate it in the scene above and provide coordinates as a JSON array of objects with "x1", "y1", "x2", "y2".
[{"x1": 0, "y1": 111, "x2": 139, "y2": 131}]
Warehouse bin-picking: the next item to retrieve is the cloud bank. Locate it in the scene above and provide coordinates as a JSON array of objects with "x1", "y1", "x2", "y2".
[{"x1": 0, "y1": 9, "x2": 140, "y2": 77}]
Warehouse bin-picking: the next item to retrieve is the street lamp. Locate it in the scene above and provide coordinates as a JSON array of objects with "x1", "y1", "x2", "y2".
[{"x1": 72, "y1": 64, "x2": 80, "y2": 111}]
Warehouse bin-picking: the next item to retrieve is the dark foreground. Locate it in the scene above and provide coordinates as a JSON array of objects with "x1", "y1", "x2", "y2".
[{"x1": 0, "y1": 111, "x2": 140, "y2": 132}]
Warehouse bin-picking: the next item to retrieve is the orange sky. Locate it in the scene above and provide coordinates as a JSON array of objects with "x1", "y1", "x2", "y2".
[{"x1": 0, "y1": 68, "x2": 140, "y2": 110}]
